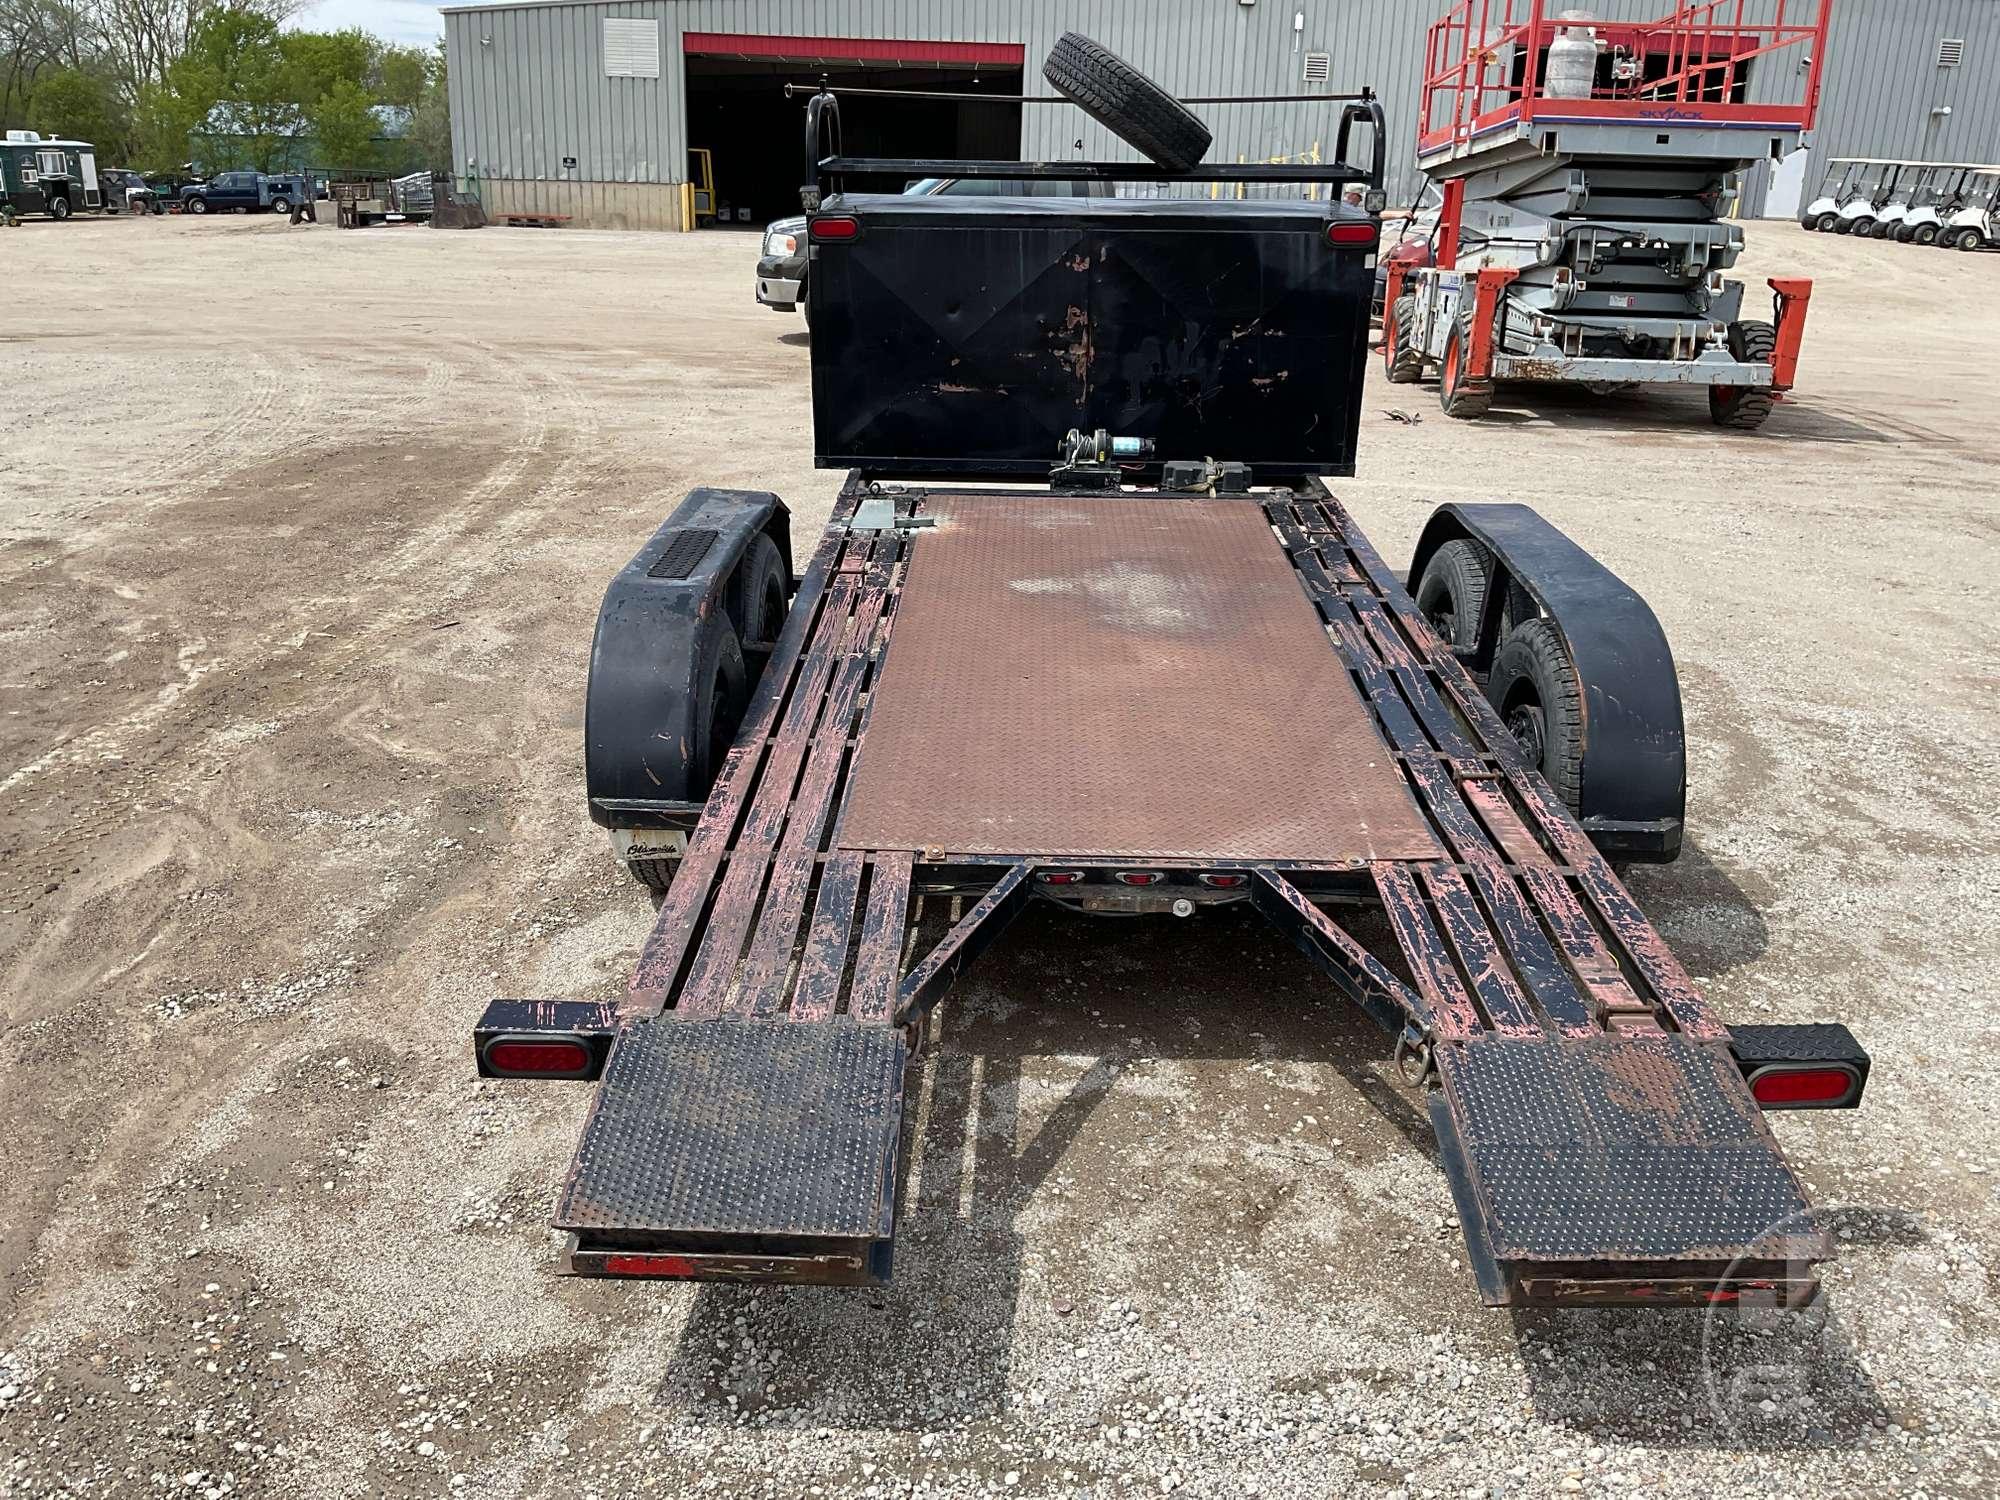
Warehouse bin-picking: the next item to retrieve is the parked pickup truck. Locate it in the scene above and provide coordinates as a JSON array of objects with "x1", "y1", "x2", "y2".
[
  {"x1": 757, "y1": 173, "x2": 1112, "y2": 326},
  {"x1": 180, "y1": 171, "x2": 307, "y2": 215}
]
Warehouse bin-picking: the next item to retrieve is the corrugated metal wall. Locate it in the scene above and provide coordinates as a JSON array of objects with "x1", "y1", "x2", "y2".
[
  {"x1": 443, "y1": 0, "x2": 2000, "y2": 219},
  {"x1": 1801, "y1": 0, "x2": 2000, "y2": 179}
]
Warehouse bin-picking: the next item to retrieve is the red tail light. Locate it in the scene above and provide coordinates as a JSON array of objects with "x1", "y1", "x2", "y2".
[
  {"x1": 810, "y1": 215, "x2": 859, "y2": 242},
  {"x1": 1198, "y1": 873, "x2": 1248, "y2": 889},
  {"x1": 1326, "y1": 221, "x2": 1379, "y2": 248},
  {"x1": 484, "y1": 1037, "x2": 592, "y2": 1077},
  {"x1": 1114, "y1": 871, "x2": 1164, "y2": 887},
  {"x1": 1749, "y1": 1066, "x2": 1859, "y2": 1107},
  {"x1": 1037, "y1": 870, "x2": 1085, "y2": 885},
  {"x1": 604, "y1": 1254, "x2": 699, "y2": 1277}
]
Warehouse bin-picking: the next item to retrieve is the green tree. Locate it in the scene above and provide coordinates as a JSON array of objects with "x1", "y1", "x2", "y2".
[
  {"x1": 407, "y1": 38, "x2": 448, "y2": 171},
  {"x1": 27, "y1": 64, "x2": 124, "y2": 146},
  {"x1": 374, "y1": 42, "x2": 426, "y2": 111},
  {"x1": 305, "y1": 74, "x2": 373, "y2": 171}
]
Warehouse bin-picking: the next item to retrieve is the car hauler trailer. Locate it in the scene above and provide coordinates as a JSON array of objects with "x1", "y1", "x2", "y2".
[
  {"x1": 477, "y1": 49, "x2": 1867, "y2": 1310},
  {"x1": 1383, "y1": 1, "x2": 1829, "y2": 431}
]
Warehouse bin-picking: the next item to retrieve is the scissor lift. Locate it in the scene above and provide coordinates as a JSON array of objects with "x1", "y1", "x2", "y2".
[{"x1": 477, "y1": 68, "x2": 1867, "y2": 1310}]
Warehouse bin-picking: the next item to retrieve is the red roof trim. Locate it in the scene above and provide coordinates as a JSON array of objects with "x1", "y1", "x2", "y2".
[{"x1": 681, "y1": 32, "x2": 1025, "y2": 66}]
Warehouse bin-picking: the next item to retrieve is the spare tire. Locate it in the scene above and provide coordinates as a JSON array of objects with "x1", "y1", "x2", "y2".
[{"x1": 1043, "y1": 33, "x2": 1212, "y2": 173}]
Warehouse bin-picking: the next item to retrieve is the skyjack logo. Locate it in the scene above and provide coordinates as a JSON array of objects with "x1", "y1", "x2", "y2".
[{"x1": 1638, "y1": 106, "x2": 1707, "y2": 122}]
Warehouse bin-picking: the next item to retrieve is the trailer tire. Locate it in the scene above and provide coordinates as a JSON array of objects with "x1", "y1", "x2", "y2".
[
  {"x1": 1491, "y1": 619, "x2": 1585, "y2": 815},
  {"x1": 618, "y1": 621, "x2": 748, "y2": 895},
  {"x1": 1414, "y1": 540, "x2": 1496, "y2": 655},
  {"x1": 1709, "y1": 321, "x2": 1776, "y2": 431},
  {"x1": 1438, "y1": 316, "x2": 1492, "y2": 419},
  {"x1": 1385, "y1": 294, "x2": 1424, "y2": 383},
  {"x1": 1042, "y1": 33, "x2": 1212, "y2": 173},
  {"x1": 726, "y1": 532, "x2": 790, "y2": 657},
  {"x1": 48, "y1": 194, "x2": 70, "y2": 221}
]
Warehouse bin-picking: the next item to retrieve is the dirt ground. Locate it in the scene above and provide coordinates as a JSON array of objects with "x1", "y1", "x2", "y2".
[{"x1": 2, "y1": 210, "x2": 1997, "y2": 1500}]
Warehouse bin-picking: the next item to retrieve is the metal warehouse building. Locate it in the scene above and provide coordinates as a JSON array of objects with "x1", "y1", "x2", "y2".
[{"x1": 442, "y1": 0, "x2": 2000, "y2": 231}]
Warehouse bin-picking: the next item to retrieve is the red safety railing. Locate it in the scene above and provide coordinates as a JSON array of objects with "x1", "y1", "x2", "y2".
[{"x1": 1418, "y1": 0, "x2": 1830, "y2": 158}]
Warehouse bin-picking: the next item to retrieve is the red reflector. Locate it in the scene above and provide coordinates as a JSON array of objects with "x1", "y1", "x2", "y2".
[
  {"x1": 1750, "y1": 1067, "x2": 1855, "y2": 1106},
  {"x1": 1198, "y1": 873, "x2": 1248, "y2": 889},
  {"x1": 604, "y1": 1254, "x2": 699, "y2": 1277},
  {"x1": 1114, "y1": 871, "x2": 1163, "y2": 886},
  {"x1": 485, "y1": 1038, "x2": 591, "y2": 1076},
  {"x1": 810, "y1": 215, "x2": 859, "y2": 241},
  {"x1": 1326, "y1": 221, "x2": 1379, "y2": 247},
  {"x1": 1037, "y1": 870, "x2": 1085, "y2": 885}
]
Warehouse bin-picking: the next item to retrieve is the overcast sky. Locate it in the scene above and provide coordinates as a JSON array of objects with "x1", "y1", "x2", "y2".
[{"x1": 289, "y1": 0, "x2": 445, "y2": 49}]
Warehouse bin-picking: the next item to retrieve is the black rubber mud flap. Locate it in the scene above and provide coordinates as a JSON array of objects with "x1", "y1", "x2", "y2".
[{"x1": 1043, "y1": 33, "x2": 1212, "y2": 172}]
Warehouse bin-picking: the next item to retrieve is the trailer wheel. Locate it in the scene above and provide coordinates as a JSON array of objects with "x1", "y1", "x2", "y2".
[
  {"x1": 1414, "y1": 540, "x2": 1496, "y2": 655},
  {"x1": 1491, "y1": 619, "x2": 1585, "y2": 815},
  {"x1": 1438, "y1": 316, "x2": 1492, "y2": 419},
  {"x1": 48, "y1": 194, "x2": 70, "y2": 221},
  {"x1": 1042, "y1": 33, "x2": 1212, "y2": 173},
  {"x1": 1709, "y1": 320, "x2": 1776, "y2": 431},
  {"x1": 1385, "y1": 294, "x2": 1424, "y2": 383},
  {"x1": 726, "y1": 532, "x2": 790, "y2": 657}
]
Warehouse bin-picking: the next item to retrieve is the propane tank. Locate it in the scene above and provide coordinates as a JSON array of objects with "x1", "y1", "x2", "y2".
[{"x1": 1545, "y1": 10, "x2": 1602, "y2": 100}]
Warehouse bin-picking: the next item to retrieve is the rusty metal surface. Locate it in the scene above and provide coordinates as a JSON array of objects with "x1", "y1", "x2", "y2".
[
  {"x1": 837, "y1": 497, "x2": 1439, "y2": 862},
  {"x1": 1436, "y1": 1034, "x2": 1822, "y2": 1265}
]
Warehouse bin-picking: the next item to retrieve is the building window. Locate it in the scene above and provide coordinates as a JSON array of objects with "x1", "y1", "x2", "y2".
[
  {"x1": 604, "y1": 18, "x2": 660, "y2": 79},
  {"x1": 1936, "y1": 38, "x2": 1964, "y2": 68},
  {"x1": 37, "y1": 149, "x2": 64, "y2": 177}
]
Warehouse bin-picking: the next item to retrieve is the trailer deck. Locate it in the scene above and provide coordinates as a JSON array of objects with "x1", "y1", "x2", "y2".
[{"x1": 506, "y1": 471, "x2": 1828, "y2": 1307}]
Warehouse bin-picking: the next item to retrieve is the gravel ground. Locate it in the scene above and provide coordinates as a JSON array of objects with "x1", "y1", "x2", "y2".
[{"x1": 2, "y1": 211, "x2": 1996, "y2": 1500}]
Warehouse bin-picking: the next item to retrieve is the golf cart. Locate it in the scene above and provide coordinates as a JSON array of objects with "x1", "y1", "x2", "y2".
[
  {"x1": 1939, "y1": 169, "x2": 2000, "y2": 252},
  {"x1": 1897, "y1": 165, "x2": 1981, "y2": 245},
  {"x1": 1800, "y1": 158, "x2": 1894, "y2": 234}
]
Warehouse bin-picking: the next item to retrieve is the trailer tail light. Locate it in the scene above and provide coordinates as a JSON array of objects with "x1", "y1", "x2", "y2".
[
  {"x1": 1198, "y1": 873, "x2": 1248, "y2": 888},
  {"x1": 1326, "y1": 221, "x2": 1379, "y2": 248},
  {"x1": 810, "y1": 215, "x2": 859, "y2": 242},
  {"x1": 1114, "y1": 871, "x2": 1164, "y2": 887},
  {"x1": 1749, "y1": 1065, "x2": 1860, "y2": 1109},
  {"x1": 484, "y1": 1036, "x2": 593, "y2": 1078},
  {"x1": 603, "y1": 1254, "x2": 699, "y2": 1277},
  {"x1": 1037, "y1": 870, "x2": 1085, "y2": 885}
]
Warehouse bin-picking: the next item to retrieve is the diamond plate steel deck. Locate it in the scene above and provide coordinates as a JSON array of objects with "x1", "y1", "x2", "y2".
[
  {"x1": 1436, "y1": 1035, "x2": 1820, "y2": 1264},
  {"x1": 836, "y1": 496, "x2": 1440, "y2": 862},
  {"x1": 557, "y1": 1018, "x2": 906, "y2": 1240}
]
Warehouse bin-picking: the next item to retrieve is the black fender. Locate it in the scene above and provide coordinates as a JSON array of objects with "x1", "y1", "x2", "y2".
[
  {"x1": 1410, "y1": 503, "x2": 1684, "y2": 862},
  {"x1": 585, "y1": 488, "x2": 792, "y2": 829}
]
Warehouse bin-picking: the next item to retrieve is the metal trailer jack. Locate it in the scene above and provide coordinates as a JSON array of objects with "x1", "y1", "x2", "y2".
[
  {"x1": 1387, "y1": 1, "x2": 1831, "y2": 431},
  {"x1": 476, "y1": 53, "x2": 1868, "y2": 1312}
]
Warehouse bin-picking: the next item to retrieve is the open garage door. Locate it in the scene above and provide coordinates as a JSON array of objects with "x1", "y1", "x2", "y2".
[{"x1": 683, "y1": 33, "x2": 1025, "y2": 226}]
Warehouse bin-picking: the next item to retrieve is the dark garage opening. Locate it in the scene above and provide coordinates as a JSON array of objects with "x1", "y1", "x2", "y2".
[{"x1": 683, "y1": 35, "x2": 1025, "y2": 227}]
